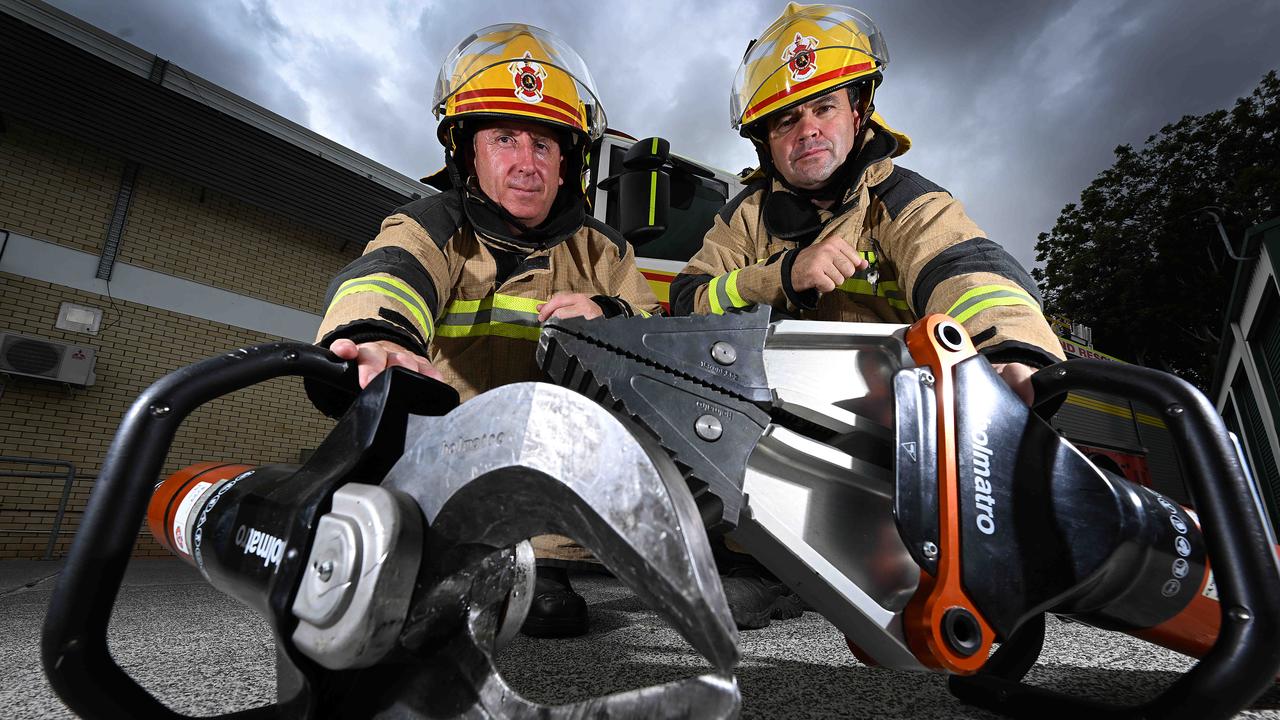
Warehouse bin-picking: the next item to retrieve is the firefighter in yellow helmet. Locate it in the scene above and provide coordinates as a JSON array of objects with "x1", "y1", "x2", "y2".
[
  {"x1": 307, "y1": 24, "x2": 661, "y2": 638},
  {"x1": 673, "y1": 3, "x2": 1065, "y2": 629}
]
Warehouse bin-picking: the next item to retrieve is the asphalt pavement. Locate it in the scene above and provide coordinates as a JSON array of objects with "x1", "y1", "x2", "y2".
[{"x1": 3, "y1": 559, "x2": 1278, "y2": 719}]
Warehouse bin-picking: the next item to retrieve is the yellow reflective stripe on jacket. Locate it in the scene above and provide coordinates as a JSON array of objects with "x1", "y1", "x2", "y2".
[
  {"x1": 725, "y1": 269, "x2": 748, "y2": 308},
  {"x1": 436, "y1": 293, "x2": 543, "y2": 341},
  {"x1": 332, "y1": 276, "x2": 435, "y2": 340},
  {"x1": 946, "y1": 285, "x2": 1039, "y2": 324},
  {"x1": 708, "y1": 269, "x2": 752, "y2": 315},
  {"x1": 835, "y1": 277, "x2": 909, "y2": 310}
]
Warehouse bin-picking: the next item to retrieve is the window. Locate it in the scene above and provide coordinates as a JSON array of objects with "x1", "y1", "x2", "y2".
[{"x1": 605, "y1": 146, "x2": 730, "y2": 262}]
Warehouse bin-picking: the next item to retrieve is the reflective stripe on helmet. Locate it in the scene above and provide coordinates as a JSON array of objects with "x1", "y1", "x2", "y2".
[
  {"x1": 732, "y1": 3, "x2": 888, "y2": 132},
  {"x1": 744, "y1": 62, "x2": 874, "y2": 124},
  {"x1": 434, "y1": 23, "x2": 606, "y2": 141}
]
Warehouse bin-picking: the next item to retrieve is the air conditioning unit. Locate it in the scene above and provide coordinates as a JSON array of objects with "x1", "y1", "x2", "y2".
[{"x1": 0, "y1": 332, "x2": 96, "y2": 386}]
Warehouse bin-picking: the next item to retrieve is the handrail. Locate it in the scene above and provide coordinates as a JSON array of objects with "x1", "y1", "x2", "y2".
[{"x1": 0, "y1": 456, "x2": 78, "y2": 560}]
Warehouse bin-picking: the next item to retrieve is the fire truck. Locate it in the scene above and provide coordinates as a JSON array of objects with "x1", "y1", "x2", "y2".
[
  {"x1": 1045, "y1": 318, "x2": 1187, "y2": 501},
  {"x1": 590, "y1": 130, "x2": 1189, "y2": 503},
  {"x1": 586, "y1": 130, "x2": 745, "y2": 313}
]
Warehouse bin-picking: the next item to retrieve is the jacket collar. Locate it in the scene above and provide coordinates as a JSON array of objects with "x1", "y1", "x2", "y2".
[{"x1": 461, "y1": 180, "x2": 585, "y2": 254}]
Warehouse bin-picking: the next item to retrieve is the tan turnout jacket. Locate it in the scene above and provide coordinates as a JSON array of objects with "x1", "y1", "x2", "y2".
[
  {"x1": 672, "y1": 125, "x2": 1064, "y2": 368},
  {"x1": 313, "y1": 190, "x2": 661, "y2": 565},
  {"x1": 316, "y1": 191, "x2": 661, "y2": 402}
]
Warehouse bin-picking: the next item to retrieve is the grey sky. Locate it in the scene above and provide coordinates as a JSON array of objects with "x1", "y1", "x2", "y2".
[{"x1": 44, "y1": 0, "x2": 1280, "y2": 269}]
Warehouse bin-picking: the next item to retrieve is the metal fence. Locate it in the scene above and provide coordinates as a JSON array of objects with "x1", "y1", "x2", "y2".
[{"x1": 0, "y1": 455, "x2": 79, "y2": 560}]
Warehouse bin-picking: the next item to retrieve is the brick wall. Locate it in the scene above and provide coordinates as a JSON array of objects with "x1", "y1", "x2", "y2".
[
  {"x1": 119, "y1": 165, "x2": 352, "y2": 312},
  {"x1": 0, "y1": 119, "x2": 369, "y2": 559},
  {"x1": 0, "y1": 116, "x2": 122, "y2": 255}
]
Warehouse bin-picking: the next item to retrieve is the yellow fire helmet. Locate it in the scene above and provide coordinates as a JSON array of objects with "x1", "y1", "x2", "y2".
[
  {"x1": 731, "y1": 3, "x2": 888, "y2": 136},
  {"x1": 432, "y1": 23, "x2": 607, "y2": 151}
]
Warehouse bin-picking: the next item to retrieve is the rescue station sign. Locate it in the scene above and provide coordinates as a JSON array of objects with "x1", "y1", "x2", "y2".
[{"x1": 1060, "y1": 338, "x2": 1124, "y2": 363}]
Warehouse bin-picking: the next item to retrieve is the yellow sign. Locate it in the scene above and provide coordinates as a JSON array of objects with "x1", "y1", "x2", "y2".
[{"x1": 1060, "y1": 338, "x2": 1123, "y2": 363}]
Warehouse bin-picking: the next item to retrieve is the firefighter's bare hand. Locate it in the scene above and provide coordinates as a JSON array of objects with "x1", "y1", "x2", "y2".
[
  {"x1": 993, "y1": 362, "x2": 1036, "y2": 406},
  {"x1": 537, "y1": 292, "x2": 604, "y2": 322},
  {"x1": 329, "y1": 338, "x2": 443, "y2": 388},
  {"x1": 791, "y1": 235, "x2": 869, "y2": 293}
]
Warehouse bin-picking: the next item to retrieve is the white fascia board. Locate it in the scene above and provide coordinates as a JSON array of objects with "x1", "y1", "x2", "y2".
[{"x1": 0, "y1": 232, "x2": 321, "y2": 342}]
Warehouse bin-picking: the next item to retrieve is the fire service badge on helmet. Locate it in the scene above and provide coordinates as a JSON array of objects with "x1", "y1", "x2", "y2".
[
  {"x1": 782, "y1": 32, "x2": 818, "y2": 83},
  {"x1": 509, "y1": 51, "x2": 547, "y2": 104}
]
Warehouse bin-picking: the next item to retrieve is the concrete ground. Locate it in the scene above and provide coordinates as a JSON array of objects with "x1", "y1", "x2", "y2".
[{"x1": 3, "y1": 559, "x2": 1278, "y2": 719}]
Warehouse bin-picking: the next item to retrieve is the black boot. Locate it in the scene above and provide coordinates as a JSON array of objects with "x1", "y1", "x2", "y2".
[
  {"x1": 520, "y1": 565, "x2": 589, "y2": 638},
  {"x1": 713, "y1": 538, "x2": 805, "y2": 630},
  {"x1": 719, "y1": 573, "x2": 805, "y2": 630}
]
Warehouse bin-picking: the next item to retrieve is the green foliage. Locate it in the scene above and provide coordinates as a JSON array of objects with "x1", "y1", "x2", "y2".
[{"x1": 1033, "y1": 71, "x2": 1280, "y2": 388}]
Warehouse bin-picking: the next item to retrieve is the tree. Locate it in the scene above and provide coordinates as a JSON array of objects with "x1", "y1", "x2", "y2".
[{"x1": 1033, "y1": 71, "x2": 1280, "y2": 388}]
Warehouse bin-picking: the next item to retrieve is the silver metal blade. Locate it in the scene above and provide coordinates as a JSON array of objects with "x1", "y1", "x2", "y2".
[
  {"x1": 382, "y1": 382, "x2": 739, "y2": 674},
  {"x1": 739, "y1": 319, "x2": 927, "y2": 670}
]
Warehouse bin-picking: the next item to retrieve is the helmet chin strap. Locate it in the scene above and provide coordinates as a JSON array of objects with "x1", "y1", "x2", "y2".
[
  {"x1": 440, "y1": 121, "x2": 470, "y2": 192},
  {"x1": 850, "y1": 80, "x2": 877, "y2": 156}
]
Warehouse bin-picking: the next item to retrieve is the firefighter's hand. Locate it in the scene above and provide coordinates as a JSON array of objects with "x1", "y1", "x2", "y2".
[
  {"x1": 538, "y1": 292, "x2": 604, "y2": 322},
  {"x1": 993, "y1": 362, "x2": 1035, "y2": 406},
  {"x1": 329, "y1": 338, "x2": 443, "y2": 388},
  {"x1": 791, "y1": 235, "x2": 869, "y2": 293}
]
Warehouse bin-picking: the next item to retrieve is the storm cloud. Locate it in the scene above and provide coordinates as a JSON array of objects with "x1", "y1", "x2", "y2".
[{"x1": 45, "y1": 0, "x2": 1279, "y2": 268}]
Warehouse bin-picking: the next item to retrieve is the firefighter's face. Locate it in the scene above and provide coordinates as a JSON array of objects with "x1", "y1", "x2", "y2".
[
  {"x1": 472, "y1": 120, "x2": 565, "y2": 227},
  {"x1": 765, "y1": 89, "x2": 860, "y2": 191}
]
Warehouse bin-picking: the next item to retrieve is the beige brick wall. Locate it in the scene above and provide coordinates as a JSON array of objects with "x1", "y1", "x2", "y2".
[
  {"x1": 0, "y1": 117, "x2": 123, "y2": 255},
  {"x1": 0, "y1": 275, "x2": 340, "y2": 558},
  {"x1": 0, "y1": 120, "x2": 371, "y2": 559},
  {"x1": 119, "y1": 165, "x2": 358, "y2": 312}
]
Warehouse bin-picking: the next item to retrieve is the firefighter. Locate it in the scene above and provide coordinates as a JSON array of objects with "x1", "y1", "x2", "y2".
[
  {"x1": 672, "y1": 2, "x2": 1066, "y2": 628},
  {"x1": 307, "y1": 24, "x2": 662, "y2": 638}
]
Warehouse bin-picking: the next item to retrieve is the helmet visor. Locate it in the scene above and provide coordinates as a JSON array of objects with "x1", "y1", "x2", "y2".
[
  {"x1": 731, "y1": 4, "x2": 887, "y2": 131},
  {"x1": 433, "y1": 23, "x2": 607, "y2": 140}
]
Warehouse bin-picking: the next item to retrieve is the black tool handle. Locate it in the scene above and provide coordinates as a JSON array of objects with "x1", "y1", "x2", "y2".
[
  {"x1": 955, "y1": 359, "x2": 1280, "y2": 719},
  {"x1": 41, "y1": 343, "x2": 353, "y2": 720}
]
